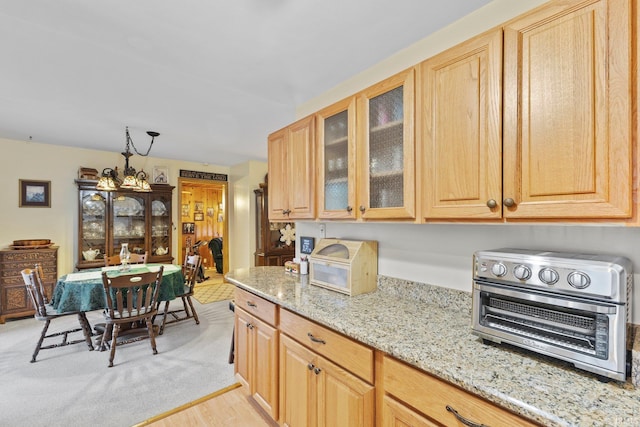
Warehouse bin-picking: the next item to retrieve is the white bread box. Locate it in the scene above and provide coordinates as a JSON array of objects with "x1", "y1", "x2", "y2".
[{"x1": 309, "y1": 239, "x2": 378, "y2": 296}]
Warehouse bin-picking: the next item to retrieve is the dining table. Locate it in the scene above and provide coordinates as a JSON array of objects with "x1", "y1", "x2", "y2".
[{"x1": 51, "y1": 263, "x2": 185, "y2": 313}]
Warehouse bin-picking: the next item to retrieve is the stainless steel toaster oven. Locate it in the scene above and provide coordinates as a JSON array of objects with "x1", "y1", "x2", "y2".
[{"x1": 472, "y1": 248, "x2": 632, "y2": 381}]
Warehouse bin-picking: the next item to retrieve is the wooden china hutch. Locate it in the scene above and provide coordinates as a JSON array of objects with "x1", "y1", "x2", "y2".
[
  {"x1": 254, "y1": 177, "x2": 295, "y2": 266},
  {"x1": 76, "y1": 179, "x2": 174, "y2": 270}
]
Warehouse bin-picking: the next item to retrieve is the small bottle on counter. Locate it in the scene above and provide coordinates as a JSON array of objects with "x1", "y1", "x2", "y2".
[{"x1": 300, "y1": 257, "x2": 309, "y2": 275}]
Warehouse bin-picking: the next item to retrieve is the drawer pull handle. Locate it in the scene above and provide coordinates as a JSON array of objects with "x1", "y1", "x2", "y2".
[
  {"x1": 246, "y1": 301, "x2": 257, "y2": 308},
  {"x1": 445, "y1": 405, "x2": 488, "y2": 427},
  {"x1": 307, "y1": 363, "x2": 314, "y2": 370},
  {"x1": 307, "y1": 332, "x2": 326, "y2": 345},
  {"x1": 313, "y1": 367, "x2": 322, "y2": 375},
  {"x1": 246, "y1": 322, "x2": 254, "y2": 329}
]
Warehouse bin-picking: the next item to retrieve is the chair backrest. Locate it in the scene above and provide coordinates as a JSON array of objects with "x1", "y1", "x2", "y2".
[
  {"x1": 104, "y1": 252, "x2": 148, "y2": 267},
  {"x1": 183, "y1": 255, "x2": 201, "y2": 292},
  {"x1": 101, "y1": 267, "x2": 163, "y2": 321},
  {"x1": 21, "y1": 268, "x2": 48, "y2": 317}
]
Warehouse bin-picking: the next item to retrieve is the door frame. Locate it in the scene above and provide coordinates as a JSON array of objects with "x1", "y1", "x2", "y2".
[{"x1": 178, "y1": 177, "x2": 229, "y2": 275}]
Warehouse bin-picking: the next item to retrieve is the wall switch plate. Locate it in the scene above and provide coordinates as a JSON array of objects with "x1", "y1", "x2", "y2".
[{"x1": 319, "y1": 223, "x2": 326, "y2": 238}]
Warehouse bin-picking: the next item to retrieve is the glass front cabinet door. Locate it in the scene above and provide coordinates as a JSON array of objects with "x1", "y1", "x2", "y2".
[
  {"x1": 76, "y1": 180, "x2": 174, "y2": 269},
  {"x1": 316, "y1": 97, "x2": 357, "y2": 219},
  {"x1": 357, "y1": 68, "x2": 416, "y2": 220}
]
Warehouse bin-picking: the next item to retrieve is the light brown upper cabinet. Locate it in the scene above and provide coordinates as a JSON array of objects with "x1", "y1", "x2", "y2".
[
  {"x1": 420, "y1": 29, "x2": 503, "y2": 220},
  {"x1": 502, "y1": 0, "x2": 632, "y2": 219},
  {"x1": 357, "y1": 68, "x2": 416, "y2": 220},
  {"x1": 268, "y1": 115, "x2": 316, "y2": 221},
  {"x1": 316, "y1": 97, "x2": 358, "y2": 219}
]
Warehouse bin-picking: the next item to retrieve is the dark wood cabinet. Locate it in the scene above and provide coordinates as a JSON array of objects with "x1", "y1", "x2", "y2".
[
  {"x1": 254, "y1": 179, "x2": 295, "y2": 266},
  {"x1": 0, "y1": 246, "x2": 58, "y2": 323},
  {"x1": 76, "y1": 179, "x2": 174, "y2": 270}
]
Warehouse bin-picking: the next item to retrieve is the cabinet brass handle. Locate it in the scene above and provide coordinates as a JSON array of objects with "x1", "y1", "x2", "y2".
[
  {"x1": 359, "y1": 205, "x2": 366, "y2": 213},
  {"x1": 307, "y1": 332, "x2": 326, "y2": 345},
  {"x1": 246, "y1": 301, "x2": 257, "y2": 308},
  {"x1": 313, "y1": 367, "x2": 322, "y2": 375},
  {"x1": 486, "y1": 199, "x2": 497, "y2": 209},
  {"x1": 503, "y1": 198, "x2": 516, "y2": 208},
  {"x1": 445, "y1": 405, "x2": 488, "y2": 427}
]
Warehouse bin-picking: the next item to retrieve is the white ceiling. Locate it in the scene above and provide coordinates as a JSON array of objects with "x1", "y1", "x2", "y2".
[{"x1": 0, "y1": 0, "x2": 491, "y2": 166}]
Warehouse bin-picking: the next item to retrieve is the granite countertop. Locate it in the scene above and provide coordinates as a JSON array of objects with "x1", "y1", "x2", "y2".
[{"x1": 226, "y1": 266, "x2": 640, "y2": 427}]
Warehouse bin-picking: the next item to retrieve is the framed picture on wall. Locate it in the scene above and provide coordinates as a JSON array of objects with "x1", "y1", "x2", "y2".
[
  {"x1": 19, "y1": 179, "x2": 51, "y2": 207},
  {"x1": 181, "y1": 204, "x2": 190, "y2": 217},
  {"x1": 194, "y1": 201, "x2": 204, "y2": 211},
  {"x1": 152, "y1": 166, "x2": 169, "y2": 184},
  {"x1": 194, "y1": 212, "x2": 204, "y2": 221},
  {"x1": 182, "y1": 222, "x2": 195, "y2": 234},
  {"x1": 206, "y1": 207, "x2": 214, "y2": 217}
]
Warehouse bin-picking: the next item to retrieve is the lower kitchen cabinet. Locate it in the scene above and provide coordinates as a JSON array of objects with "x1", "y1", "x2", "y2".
[
  {"x1": 382, "y1": 355, "x2": 538, "y2": 427},
  {"x1": 234, "y1": 288, "x2": 279, "y2": 419},
  {"x1": 280, "y1": 334, "x2": 375, "y2": 427}
]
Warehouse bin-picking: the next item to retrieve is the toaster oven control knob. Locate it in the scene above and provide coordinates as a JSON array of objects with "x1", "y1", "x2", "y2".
[
  {"x1": 539, "y1": 268, "x2": 559, "y2": 285},
  {"x1": 491, "y1": 262, "x2": 507, "y2": 277},
  {"x1": 513, "y1": 264, "x2": 531, "y2": 281},
  {"x1": 568, "y1": 271, "x2": 591, "y2": 289}
]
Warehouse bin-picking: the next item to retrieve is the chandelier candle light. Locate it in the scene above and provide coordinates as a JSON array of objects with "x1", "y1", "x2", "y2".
[{"x1": 96, "y1": 126, "x2": 159, "y2": 192}]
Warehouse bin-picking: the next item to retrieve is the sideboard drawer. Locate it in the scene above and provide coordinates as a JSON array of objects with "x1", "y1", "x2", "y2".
[
  {"x1": 280, "y1": 308, "x2": 374, "y2": 383},
  {"x1": 234, "y1": 287, "x2": 277, "y2": 326}
]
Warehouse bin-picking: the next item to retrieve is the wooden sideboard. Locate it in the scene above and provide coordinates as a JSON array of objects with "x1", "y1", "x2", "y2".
[{"x1": 0, "y1": 246, "x2": 58, "y2": 323}]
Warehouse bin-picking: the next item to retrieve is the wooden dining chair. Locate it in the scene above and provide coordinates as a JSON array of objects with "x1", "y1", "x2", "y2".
[
  {"x1": 104, "y1": 251, "x2": 148, "y2": 266},
  {"x1": 158, "y1": 254, "x2": 201, "y2": 335},
  {"x1": 100, "y1": 267, "x2": 163, "y2": 367},
  {"x1": 21, "y1": 267, "x2": 94, "y2": 363}
]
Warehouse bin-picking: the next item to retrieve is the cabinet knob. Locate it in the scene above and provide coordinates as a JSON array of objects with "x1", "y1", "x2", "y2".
[
  {"x1": 313, "y1": 367, "x2": 322, "y2": 375},
  {"x1": 486, "y1": 199, "x2": 497, "y2": 209},
  {"x1": 346, "y1": 206, "x2": 353, "y2": 213},
  {"x1": 282, "y1": 209, "x2": 291, "y2": 215},
  {"x1": 307, "y1": 363, "x2": 315, "y2": 370},
  {"x1": 359, "y1": 205, "x2": 366, "y2": 213},
  {"x1": 503, "y1": 198, "x2": 516, "y2": 208}
]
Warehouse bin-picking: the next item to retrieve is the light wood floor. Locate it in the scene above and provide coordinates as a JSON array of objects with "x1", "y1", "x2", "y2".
[{"x1": 139, "y1": 384, "x2": 279, "y2": 427}]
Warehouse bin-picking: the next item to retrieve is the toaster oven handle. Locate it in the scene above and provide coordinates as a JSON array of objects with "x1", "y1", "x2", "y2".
[
  {"x1": 474, "y1": 282, "x2": 618, "y2": 314},
  {"x1": 446, "y1": 405, "x2": 488, "y2": 427}
]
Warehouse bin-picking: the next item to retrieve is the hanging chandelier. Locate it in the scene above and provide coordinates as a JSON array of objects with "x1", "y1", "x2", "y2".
[{"x1": 96, "y1": 126, "x2": 159, "y2": 192}]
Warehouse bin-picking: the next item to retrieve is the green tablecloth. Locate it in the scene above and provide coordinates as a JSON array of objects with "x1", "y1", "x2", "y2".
[{"x1": 51, "y1": 264, "x2": 185, "y2": 313}]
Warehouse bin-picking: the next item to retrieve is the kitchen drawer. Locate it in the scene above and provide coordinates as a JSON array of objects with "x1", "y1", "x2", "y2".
[
  {"x1": 234, "y1": 287, "x2": 278, "y2": 326},
  {"x1": 280, "y1": 308, "x2": 374, "y2": 383},
  {"x1": 383, "y1": 355, "x2": 538, "y2": 427}
]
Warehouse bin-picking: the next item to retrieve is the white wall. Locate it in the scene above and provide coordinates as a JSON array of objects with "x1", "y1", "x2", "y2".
[
  {"x1": 229, "y1": 161, "x2": 268, "y2": 270},
  {"x1": 293, "y1": 0, "x2": 640, "y2": 324},
  {"x1": 0, "y1": 137, "x2": 264, "y2": 274}
]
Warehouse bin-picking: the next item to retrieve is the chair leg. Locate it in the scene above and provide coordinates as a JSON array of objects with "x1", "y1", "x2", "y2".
[
  {"x1": 31, "y1": 319, "x2": 51, "y2": 363},
  {"x1": 77, "y1": 313, "x2": 95, "y2": 351},
  {"x1": 181, "y1": 297, "x2": 191, "y2": 318},
  {"x1": 146, "y1": 317, "x2": 158, "y2": 355},
  {"x1": 186, "y1": 296, "x2": 200, "y2": 325},
  {"x1": 159, "y1": 301, "x2": 170, "y2": 335},
  {"x1": 108, "y1": 324, "x2": 120, "y2": 367}
]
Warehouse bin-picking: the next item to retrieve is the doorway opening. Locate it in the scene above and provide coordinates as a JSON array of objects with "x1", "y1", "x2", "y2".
[{"x1": 178, "y1": 178, "x2": 228, "y2": 279}]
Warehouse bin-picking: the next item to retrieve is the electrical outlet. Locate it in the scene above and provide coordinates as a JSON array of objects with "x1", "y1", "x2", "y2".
[{"x1": 319, "y1": 223, "x2": 326, "y2": 238}]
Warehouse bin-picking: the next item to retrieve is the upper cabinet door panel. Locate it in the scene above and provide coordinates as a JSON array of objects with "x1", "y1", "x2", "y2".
[
  {"x1": 357, "y1": 68, "x2": 416, "y2": 220},
  {"x1": 421, "y1": 29, "x2": 503, "y2": 220},
  {"x1": 502, "y1": 0, "x2": 632, "y2": 219},
  {"x1": 288, "y1": 115, "x2": 315, "y2": 219},
  {"x1": 267, "y1": 129, "x2": 289, "y2": 221},
  {"x1": 317, "y1": 97, "x2": 357, "y2": 219}
]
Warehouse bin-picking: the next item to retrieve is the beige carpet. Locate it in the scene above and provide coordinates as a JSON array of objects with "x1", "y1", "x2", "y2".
[{"x1": 0, "y1": 298, "x2": 236, "y2": 427}]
